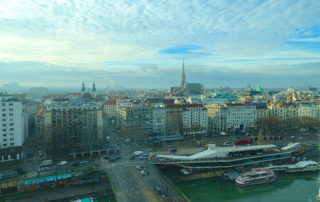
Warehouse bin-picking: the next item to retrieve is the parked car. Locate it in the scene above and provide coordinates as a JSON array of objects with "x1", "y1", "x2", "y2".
[
  {"x1": 108, "y1": 156, "x2": 121, "y2": 163},
  {"x1": 80, "y1": 160, "x2": 89, "y2": 164},
  {"x1": 57, "y1": 161, "x2": 67, "y2": 166},
  {"x1": 40, "y1": 166, "x2": 50, "y2": 171},
  {"x1": 223, "y1": 141, "x2": 234, "y2": 146}
]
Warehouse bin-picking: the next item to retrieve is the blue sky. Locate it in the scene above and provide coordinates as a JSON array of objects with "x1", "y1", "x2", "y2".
[{"x1": 0, "y1": 0, "x2": 319, "y2": 89}]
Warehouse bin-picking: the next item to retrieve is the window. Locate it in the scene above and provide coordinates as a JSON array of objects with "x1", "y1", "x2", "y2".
[
  {"x1": 9, "y1": 103, "x2": 13, "y2": 106},
  {"x1": 3, "y1": 139, "x2": 6, "y2": 141},
  {"x1": 10, "y1": 143, "x2": 14, "y2": 146},
  {"x1": 10, "y1": 138, "x2": 14, "y2": 141},
  {"x1": 3, "y1": 144, "x2": 7, "y2": 147},
  {"x1": 9, "y1": 108, "x2": 13, "y2": 111},
  {"x1": 9, "y1": 113, "x2": 13, "y2": 116},
  {"x1": 10, "y1": 128, "x2": 14, "y2": 131}
]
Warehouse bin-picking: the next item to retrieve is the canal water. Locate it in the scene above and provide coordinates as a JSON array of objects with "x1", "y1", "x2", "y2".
[{"x1": 177, "y1": 173, "x2": 319, "y2": 202}]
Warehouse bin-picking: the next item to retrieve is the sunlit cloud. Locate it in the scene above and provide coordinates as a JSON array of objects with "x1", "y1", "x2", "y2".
[{"x1": 0, "y1": 0, "x2": 319, "y2": 87}]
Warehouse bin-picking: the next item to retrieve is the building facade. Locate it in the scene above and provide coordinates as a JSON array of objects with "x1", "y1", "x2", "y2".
[
  {"x1": 118, "y1": 104, "x2": 168, "y2": 138},
  {"x1": 0, "y1": 95, "x2": 25, "y2": 161},
  {"x1": 182, "y1": 104, "x2": 208, "y2": 135},
  {"x1": 206, "y1": 104, "x2": 227, "y2": 133},
  {"x1": 225, "y1": 103, "x2": 256, "y2": 131},
  {"x1": 36, "y1": 103, "x2": 103, "y2": 154}
]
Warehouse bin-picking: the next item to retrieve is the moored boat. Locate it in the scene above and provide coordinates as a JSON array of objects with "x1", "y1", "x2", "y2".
[{"x1": 235, "y1": 169, "x2": 276, "y2": 186}]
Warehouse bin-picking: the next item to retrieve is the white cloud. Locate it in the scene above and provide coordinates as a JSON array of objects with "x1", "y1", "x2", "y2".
[{"x1": 0, "y1": 0, "x2": 319, "y2": 69}]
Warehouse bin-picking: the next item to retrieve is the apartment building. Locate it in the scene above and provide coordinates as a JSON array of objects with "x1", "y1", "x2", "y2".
[
  {"x1": 205, "y1": 104, "x2": 227, "y2": 133},
  {"x1": 0, "y1": 95, "x2": 25, "y2": 161},
  {"x1": 182, "y1": 104, "x2": 208, "y2": 135},
  {"x1": 225, "y1": 103, "x2": 256, "y2": 131},
  {"x1": 36, "y1": 103, "x2": 103, "y2": 153}
]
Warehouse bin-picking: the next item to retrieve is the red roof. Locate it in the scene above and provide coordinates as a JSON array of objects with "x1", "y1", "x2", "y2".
[{"x1": 105, "y1": 99, "x2": 117, "y2": 105}]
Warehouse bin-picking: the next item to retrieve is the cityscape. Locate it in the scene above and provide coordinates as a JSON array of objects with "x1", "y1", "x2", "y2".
[{"x1": 0, "y1": 1, "x2": 320, "y2": 202}]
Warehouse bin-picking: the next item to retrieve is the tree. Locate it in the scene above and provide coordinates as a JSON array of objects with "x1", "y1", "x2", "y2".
[
  {"x1": 295, "y1": 116, "x2": 320, "y2": 131},
  {"x1": 256, "y1": 116, "x2": 283, "y2": 132}
]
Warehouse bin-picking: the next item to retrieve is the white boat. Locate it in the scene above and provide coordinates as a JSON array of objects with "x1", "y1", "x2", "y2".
[{"x1": 235, "y1": 169, "x2": 276, "y2": 186}]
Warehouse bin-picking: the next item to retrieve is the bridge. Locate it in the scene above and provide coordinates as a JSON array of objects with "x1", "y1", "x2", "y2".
[{"x1": 101, "y1": 159, "x2": 189, "y2": 202}]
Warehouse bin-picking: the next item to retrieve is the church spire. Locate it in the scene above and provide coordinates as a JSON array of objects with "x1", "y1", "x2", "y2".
[
  {"x1": 82, "y1": 82, "x2": 85, "y2": 92},
  {"x1": 92, "y1": 82, "x2": 96, "y2": 92},
  {"x1": 180, "y1": 60, "x2": 186, "y2": 93}
]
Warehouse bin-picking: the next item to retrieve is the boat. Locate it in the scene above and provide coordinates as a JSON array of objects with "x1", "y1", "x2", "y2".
[{"x1": 235, "y1": 169, "x2": 276, "y2": 186}]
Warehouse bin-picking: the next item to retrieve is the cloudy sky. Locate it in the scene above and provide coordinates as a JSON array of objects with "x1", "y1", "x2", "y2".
[{"x1": 0, "y1": 0, "x2": 319, "y2": 89}]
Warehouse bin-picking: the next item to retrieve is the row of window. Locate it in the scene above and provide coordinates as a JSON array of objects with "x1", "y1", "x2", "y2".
[
  {"x1": 1, "y1": 108, "x2": 14, "y2": 112},
  {"x1": 2, "y1": 123, "x2": 14, "y2": 127},
  {"x1": 2, "y1": 113, "x2": 14, "y2": 117},
  {"x1": 2, "y1": 138, "x2": 14, "y2": 141},
  {"x1": 2, "y1": 143, "x2": 15, "y2": 147},
  {"x1": 1, "y1": 103, "x2": 14, "y2": 106},
  {"x1": 2, "y1": 128, "x2": 14, "y2": 132},
  {"x1": 2, "y1": 118, "x2": 14, "y2": 122},
  {"x1": 1, "y1": 133, "x2": 14, "y2": 137}
]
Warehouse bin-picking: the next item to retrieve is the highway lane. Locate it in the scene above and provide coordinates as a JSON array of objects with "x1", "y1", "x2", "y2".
[
  {"x1": 143, "y1": 162, "x2": 186, "y2": 202},
  {"x1": 106, "y1": 163, "x2": 149, "y2": 202}
]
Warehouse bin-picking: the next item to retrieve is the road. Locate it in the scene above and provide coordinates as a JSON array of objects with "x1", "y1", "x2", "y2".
[
  {"x1": 101, "y1": 150, "x2": 188, "y2": 202},
  {"x1": 106, "y1": 163, "x2": 149, "y2": 202}
]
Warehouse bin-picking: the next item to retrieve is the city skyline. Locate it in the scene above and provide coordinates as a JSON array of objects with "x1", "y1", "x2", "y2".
[{"x1": 0, "y1": 0, "x2": 320, "y2": 88}]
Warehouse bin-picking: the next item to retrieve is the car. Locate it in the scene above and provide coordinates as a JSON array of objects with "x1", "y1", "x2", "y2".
[
  {"x1": 57, "y1": 161, "x2": 67, "y2": 166},
  {"x1": 40, "y1": 166, "x2": 50, "y2": 171},
  {"x1": 15, "y1": 168, "x2": 26, "y2": 174},
  {"x1": 108, "y1": 156, "x2": 121, "y2": 163},
  {"x1": 140, "y1": 170, "x2": 146, "y2": 175},
  {"x1": 155, "y1": 187, "x2": 162, "y2": 194},
  {"x1": 129, "y1": 155, "x2": 135, "y2": 160},
  {"x1": 133, "y1": 151, "x2": 143, "y2": 156},
  {"x1": 72, "y1": 162, "x2": 80, "y2": 167},
  {"x1": 80, "y1": 160, "x2": 89, "y2": 164},
  {"x1": 223, "y1": 141, "x2": 234, "y2": 146},
  {"x1": 135, "y1": 165, "x2": 142, "y2": 171}
]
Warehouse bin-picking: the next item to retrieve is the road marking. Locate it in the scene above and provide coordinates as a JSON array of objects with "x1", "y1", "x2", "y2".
[{"x1": 129, "y1": 167, "x2": 160, "y2": 202}]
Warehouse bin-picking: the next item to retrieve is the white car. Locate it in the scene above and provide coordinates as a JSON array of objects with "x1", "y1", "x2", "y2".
[
  {"x1": 57, "y1": 161, "x2": 67, "y2": 166},
  {"x1": 140, "y1": 170, "x2": 146, "y2": 175},
  {"x1": 40, "y1": 166, "x2": 50, "y2": 171},
  {"x1": 133, "y1": 151, "x2": 143, "y2": 156}
]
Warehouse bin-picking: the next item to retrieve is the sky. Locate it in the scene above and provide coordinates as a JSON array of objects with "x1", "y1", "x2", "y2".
[{"x1": 0, "y1": 0, "x2": 320, "y2": 89}]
